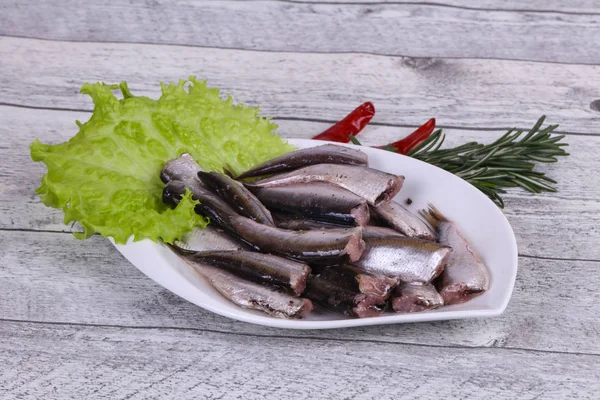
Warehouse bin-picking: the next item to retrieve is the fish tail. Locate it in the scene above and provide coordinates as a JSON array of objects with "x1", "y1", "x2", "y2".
[
  {"x1": 419, "y1": 203, "x2": 448, "y2": 229},
  {"x1": 165, "y1": 241, "x2": 188, "y2": 255}
]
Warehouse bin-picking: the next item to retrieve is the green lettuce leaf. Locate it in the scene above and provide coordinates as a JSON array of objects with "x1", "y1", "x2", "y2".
[{"x1": 30, "y1": 77, "x2": 295, "y2": 244}]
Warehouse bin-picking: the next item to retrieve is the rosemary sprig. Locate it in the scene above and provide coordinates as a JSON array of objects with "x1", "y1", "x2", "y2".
[{"x1": 407, "y1": 116, "x2": 569, "y2": 208}]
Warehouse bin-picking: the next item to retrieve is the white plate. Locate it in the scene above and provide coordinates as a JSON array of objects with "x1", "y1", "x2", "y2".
[{"x1": 112, "y1": 139, "x2": 518, "y2": 329}]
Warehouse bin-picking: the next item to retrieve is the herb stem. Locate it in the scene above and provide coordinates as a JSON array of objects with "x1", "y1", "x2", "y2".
[{"x1": 408, "y1": 116, "x2": 569, "y2": 208}]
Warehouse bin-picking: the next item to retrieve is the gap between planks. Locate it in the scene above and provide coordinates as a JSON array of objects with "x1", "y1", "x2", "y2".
[
  {"x1": 238, "y1": 0, "x2": 600, "y2": 17},
  {"x1": 1, "y1": 33, "x2": 597, "y2": 68},
  {"x1": 2, "y1": 317, "x2": 598, "y2": 358},
  {"x1": 0, "y1": 102, "x2": 596, "y2": 137}
]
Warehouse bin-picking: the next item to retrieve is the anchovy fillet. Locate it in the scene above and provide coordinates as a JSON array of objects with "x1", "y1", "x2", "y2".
[
  {"x1": 161, "y1": 153, "x2": 203, "y2": 185},
  {"x1": 273, "y1": 213, "x2": 351, "y2": 231},
  {"x1": 363, "y1": 226, "x2": 406, "y2": 239},
  {"x1": 353, "y1": 228, "x2": 451, "y2": 283},
  {"x1": 163, "y1": 179, "x2": 241, "y2": 229},
  {"x1": 304, "y1": 272, "x2": 386, "y2": 318},
  {"x1": 250, "y1": 183, "x2": 369, "y2": 226},
  {"x1": 187, "y1": 260, "x2": 313, "y2": 319},
  {"x1": 392, "y1": 283, "x2": 444, "y2": 313},
  {"x1": 172, "y1": 226, "x2": 248, "y2": 253},
  {"x1": 228, "y1": 217, "x2": 365, "y2": 263},
  {"x1": 244, "y1": 164, "x2": 404, "y2": 206},
  {"x1": 190, "y1": 250, "x2": 311, "y2": 295},
  {"x1": 319, "y1": 266, "x2": 399, "y2": 299},
  {"x1": 237, "y1": 144, "x2": 368, "y2": 179},
  {"x1": 421, "y1": 205, "x2": 490, "y2": 305},
  {"x1": 372, "y1": 201, "x2": 436, "y2": 241}
]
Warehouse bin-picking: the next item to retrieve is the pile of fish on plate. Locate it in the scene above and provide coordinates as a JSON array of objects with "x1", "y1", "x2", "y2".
[{"x1": 161, "y1": 144, "x2": 490, "y2": 319}]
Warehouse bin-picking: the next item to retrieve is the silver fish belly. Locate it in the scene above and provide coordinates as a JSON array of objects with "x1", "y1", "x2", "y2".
[
  {"x1": 171, "y1": 226, "x2": 248, "y2": 253},
  {"x1": 190, "y1": 250, "x2": 311, "y2": 295},
  {"x1": 188, "y1": 261, "x2": 313, "y2": 319},
  {"x1": 353, "y1": 231, "x2": 451, "y2": 283}
]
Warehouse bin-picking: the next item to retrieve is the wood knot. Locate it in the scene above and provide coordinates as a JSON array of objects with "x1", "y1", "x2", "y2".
[
  {"x1": 590, "y1": 100, "x2": 600, "y2": 112},
  {"x1": 402, "y1": 57, "x2": 440, "y2": 70}
]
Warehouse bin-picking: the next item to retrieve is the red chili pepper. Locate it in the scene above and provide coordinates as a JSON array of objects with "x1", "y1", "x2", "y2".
[
  {"x1": 377, "y1": 118, "x2": 436, "y2": 154},
  {"x1": 312, "y1": 102, "x2": 375, "y2": 143}
]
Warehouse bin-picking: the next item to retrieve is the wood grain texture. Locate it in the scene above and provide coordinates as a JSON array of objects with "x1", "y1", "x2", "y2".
[
  {"x1": 1, "y1": 320, "x2": 599, "y2": 400},
  {"x1": 2, "y1": 1, "x2": 600, "y2": 64},
  {"x1": 2, "y1": 37, "x2": 600, "y2": 133},
  {"x1": 2, "y1": 0, "x2": 599, "y2": 396},
  {"x1": 2, "y1": 227, "x2": 600, "y2": 355},
  {"x1": 0, "y1": 0, "x2": 600, "y2": 64},
  {"x1": 292, "y1": 0, "x2": 600, "y2": 13},
  {"x1": 4, "y1": 105, "x2": 599, "y2": 260}
]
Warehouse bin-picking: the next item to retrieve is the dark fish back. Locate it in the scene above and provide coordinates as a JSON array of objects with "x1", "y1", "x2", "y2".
[
  {"x1": 190, "y1": 250, "x2": 311, "y2": 295},
  {"x1": 251, "y1": 182, "x2": 370, "y2": 226},
  {"x1": 237, "y1": 144, "x2": 368, "y2": 179},
  {"x1": 197, "y1": 171, "x2": 275, "y2": 226}
]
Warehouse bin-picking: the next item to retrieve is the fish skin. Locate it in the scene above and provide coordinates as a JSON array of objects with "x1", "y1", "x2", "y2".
[
  {"x1": 228, "y1": 217, "x2": 365, "y2": 263},
  {"x1": 165, "y1": 183, "x2": 367, "y2": 263},
  {"x1": 190, "y1": 250, "x2": 311, "y2": 296},
  {"x1": 172, "y1": 226, "x2": 248, "y2": 253},
  {"x1": 304, "y1": 272, "x2": 386, "y2": 318},
  {"x1": 236, "y1": 144, "x2": 368, "y2": 179},
  {"x1": 162, "y1": 179, "x2": 240, "y2": 229},
  {"x1": 187, "y1": 260, "x2": 313, "y2": 319},
  {"x1": 250, "y1": 182, "x2": 370, "y2": 226},
  {"x1": 353, "y1": 232, "x2": 452, "y2": 283},
  {"x1": 363, "y1": 226, "x2": 406, "y2": 239},
  {"x1": 197, "y1": 171, "x2": 275, "y2": 226},
  {"x1": 372, "y1": 201, "x2": 436, "y2": 241},
  {"x1": 161, "y1": 155, "x2": 275, "y2": 226},
  {"x1": 161, "y1": 153, "x2": 203, "y2": 185},
  {"x1": 422, "y1": 205, "x2": 490, "y2": 305},
  {"x1": 319, "y1": 266, "x2": 399, "y2": 299},
  {"x1": 244, "y1": 164, "x2": 404, "y2": 206},
  {"x1": 162, "y1": 180, "x2": 187, "y2": 207},
  {"x1": 392, "y1": 282, "x2": 444, "y2": 313},
  {"x1": 162, "y1": 177, "x2": 366, "y2": 263},
  {"x1": 272, "y1": 213, "x2": 350, "y2": 231}
]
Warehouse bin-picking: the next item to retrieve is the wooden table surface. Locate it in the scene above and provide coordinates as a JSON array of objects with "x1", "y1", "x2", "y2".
[{"x1": 1, "y1": 1, "x2": 600, "y2": 399}]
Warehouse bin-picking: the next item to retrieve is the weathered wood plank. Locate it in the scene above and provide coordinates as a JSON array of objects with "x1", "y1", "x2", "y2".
[
  {"x1": 1, "y1": 230, "x2": 599, "y2": 355},
  {"x1": 0, "y1": 107, "x2": 92, "y2": 233},
  {"x1": 2, "y1": 1, "x2": 599, "y2": 64},
  {"x1": 4, "y1": 106, "x2": 599, "y2": 260},
  {"x1": 294, "y1": 0, "x2": 600, "y2": 13},
  {"x1": 2, "y1": 37, "x2": 599, "y2": 133},
  {"x1": 0, "y1": 320, "x2": 598, "y2": 400}
]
